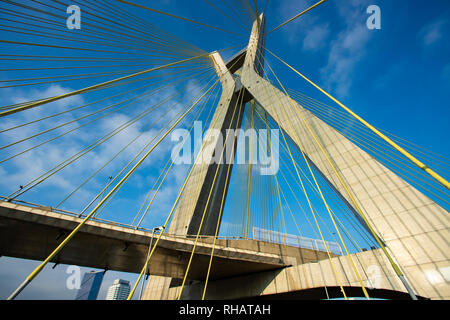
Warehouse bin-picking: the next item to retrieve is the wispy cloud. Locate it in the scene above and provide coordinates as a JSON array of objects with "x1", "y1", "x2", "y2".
[
  {"x1": 276, "y1": 0, "x2": 329, "y2": 51},
  {"x1": 419, "y1": 19, "x2": 447, "y2": 47},
  {"x1": 275, "y1": 0, "x2": 372, "y2": 97},
  {"x1": 319, "y1": 0, "x2": 372, "y2": 97},
  {"x1": 302, "y1": 23, "x2": 330, "y2": 52}
]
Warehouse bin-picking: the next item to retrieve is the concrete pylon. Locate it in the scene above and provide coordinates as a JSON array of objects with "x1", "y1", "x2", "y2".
[
  {"x1": 167, "y1": 52, "x2": 249, "y2": 236},
  {"x1": 144, "y1": 15, "x2": 449, "y2": 300},
  {"x1": 143, "y1": 49, "x2": 253, "y2": 301},
  {"x1": 238, "y1": 15, "x2": 449, "y2": 299}
]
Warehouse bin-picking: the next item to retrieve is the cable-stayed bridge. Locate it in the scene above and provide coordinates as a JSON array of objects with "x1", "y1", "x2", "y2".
[{"x1": 0, "y1": 0, "x2": 448, "y2": 301}]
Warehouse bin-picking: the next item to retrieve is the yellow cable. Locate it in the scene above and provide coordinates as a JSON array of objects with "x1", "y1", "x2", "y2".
[
  {"x1": 303, "y1": 102, "x2": 450, "y2": 201},
  {"x1": 251, "y1": 54, "x2": 348, "y2": 299},
  {"x1": 265, "y1": 59, "x2": 371, "y2": 299},
  {"x1": 114, "y1": 0, "x2": 246, "y2": 37},
  {"x1": 266, "y1": 49, "x2": 449, "y2": 190},
  {"x1": 267, "y1": 0, "x2": 328, "y2": 34},
  {"x1": 133, "y1": 86, "x2": 220, "y2": 228},
  {"x1": 91, "y1": 75, "x2": 219, "y2": 219},
  {"x1": 245, "y1": 101, "x2": 255, "y2": 239},
  {"x1": 201, "y1": 95, "x2": 244, "y2": 300},
  {"x1": 0, "y1": 53, "x2": 211, "y2": 118},
  {"x1": 203, "y1": 0, "x2": 249, "y2": 32},
  {"x1": 177, "y1": 88, "x2": 245, "y2": 300},
  {"x1": 262, "y1": 110, "x2": 288, "y2": 245},
  {"x1": 128, "y1": 52, "x2": 245, "y2": 299},
  {"x1": 7, "y1": 73, "x2": 220, "y2": 300},
  {"x1": 288, "y1": 90, "x2": 450, "y2": 172},
  {"x1": 7, "y1": 69, "x2": 214, "y2": 201}
]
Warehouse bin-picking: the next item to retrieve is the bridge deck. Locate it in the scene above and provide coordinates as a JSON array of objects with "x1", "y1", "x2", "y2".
[{"x1": 0, "y1": 201, "x2": 331, "y2": 281}]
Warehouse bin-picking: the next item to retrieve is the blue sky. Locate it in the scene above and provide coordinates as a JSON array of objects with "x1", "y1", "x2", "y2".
[{"x1": 0, "y1": 0, "x2": 449, "y2": 300}]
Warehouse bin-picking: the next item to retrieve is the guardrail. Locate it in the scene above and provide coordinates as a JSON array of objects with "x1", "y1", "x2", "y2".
[
  {"x1": 0, "y1": 197, "x2": 263, "y2": 240},
  {"x1": 253, "y1": 227, "x2": 344, "y2": 255},
  {"x1": 0, "y1": 196, "x2": 343, "y2": 255},
  {"x1": 0, "y1": 196, "x2": 155, "y2": 233}
]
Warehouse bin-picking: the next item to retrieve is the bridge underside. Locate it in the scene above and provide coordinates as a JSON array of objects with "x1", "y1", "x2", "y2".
[
  {"x1": 0, "y1": 201, "x2": 333, "y2": 281},
  {"x1": 142, "y1": 246, "x2": 426, "y2": 300},
  {"x1": 0, "y1": 201, "x2": 444, "y2": 300}
]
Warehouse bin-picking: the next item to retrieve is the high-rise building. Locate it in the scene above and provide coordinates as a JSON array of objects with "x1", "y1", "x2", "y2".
[
  {"x1": 75, "y1": 271, "x2": 104, "y2": 300},
  {"x1": 105, "y1": 279, "x2": 131, "y2": 300}
]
